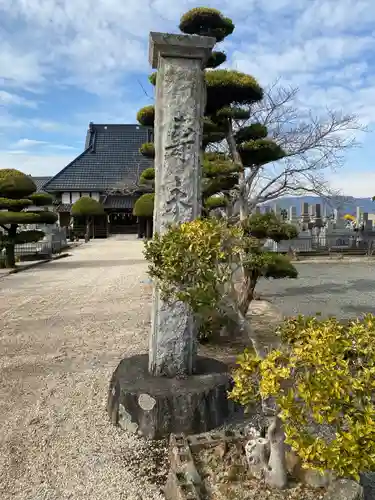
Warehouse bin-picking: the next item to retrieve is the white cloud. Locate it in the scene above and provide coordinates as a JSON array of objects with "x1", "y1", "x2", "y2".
[
  {"x1": 12, "y1": 138, "x2": 48, "y2": 148},
  {"x1": 0, "y1": 0, "x2": 373, "y2": 197},
  {"x1": 0, "y1": 151, "x2": 74, "y2": 176},
  {"x1": 0, "y1": 90, "x2": 38, "y2": 108},
  {"x1": 328, "y1": 171, "x2": 375, "y2": 198}
]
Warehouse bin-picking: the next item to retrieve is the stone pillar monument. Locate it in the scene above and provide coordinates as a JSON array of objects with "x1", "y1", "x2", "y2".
[
  {"x1": 148, "y1": 32, "x2": 213, "y2": 377},
  {"x1": 107, "y1": 32, "x2": 237, "y2": 440}
]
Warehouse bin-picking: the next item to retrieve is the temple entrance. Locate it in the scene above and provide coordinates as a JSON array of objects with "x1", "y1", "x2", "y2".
[{"x1": 108, "y1": 211, "x2": 138, "y2": 234}]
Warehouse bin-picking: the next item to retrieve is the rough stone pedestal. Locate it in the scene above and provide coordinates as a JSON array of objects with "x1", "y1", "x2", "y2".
[{"x1": 107, "y1": 355, "x2": 238, "y2": 439}]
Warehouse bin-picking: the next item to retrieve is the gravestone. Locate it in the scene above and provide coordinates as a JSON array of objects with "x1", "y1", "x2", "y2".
[
  {"x1": 301, "y1": 202, "x2": 310, "y2": 224},
  {"x1": 107, "y1": 32, "x2": 238, "y2": 439},
  {"x1": 289, "y1": 206, "x2": 297, "y2": 222}
]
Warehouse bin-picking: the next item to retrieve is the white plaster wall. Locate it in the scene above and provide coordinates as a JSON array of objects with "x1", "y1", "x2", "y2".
[{"x1": 62, "y1": 192, "x2": 70, "y2": 204}]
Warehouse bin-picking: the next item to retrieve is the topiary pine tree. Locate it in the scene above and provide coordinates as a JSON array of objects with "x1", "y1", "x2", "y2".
[
  {"x1": 133, "y1": 193, "x2": 155, "y2": 239},
  {"x1": 137, "y1": 7, "x2": 285, "y2": 220},
  {"x1": 71, "y1": 196, "x2": 105, "y2": 243},
  {"x1": 0, "y1": 169, "x2": 58, "y2": 268},
  {"x1": 137, "y1": 6, "x2": 297, "y2": 314}
]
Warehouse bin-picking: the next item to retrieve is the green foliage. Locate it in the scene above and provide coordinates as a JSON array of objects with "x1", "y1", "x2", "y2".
[
  {"x1": 206, "y1": 50, "x2": 227, "y2": 68},
  {"x1": 202, "y1": 153, "x2": 241, "y2": 198},
  {"x1": 262, "y1": 253, "x2": 298, "y2": 279},
  {"x1": 140, "y1": 167, "x2": 155, "y2": 183},
  {"x1": 29, "y1": 193, "x2": 53, "y2": 206},
  {"x1": 71, "y1": 197, "x2": 105, "y2": 217},
  {"x1": 205, "y1": 70, "x2": 264, "y2": 114},
  {"x1": 35, "y1": 211, "x2": 58, "y2": 224},
  {"x1": 238, "y1": 139, "x2": 286, "y2": 166},
  {"x1": 0, "y1": 197, "x2": 32, "y2": 210},
  {"x1": 235, "y1": 123, "x2": 268, "y2": 143},
  {"x1": 242, "y1": 212, "x2": 298, "y2": 242},
  {"x1": 0, "y1": 169, "x2": 57, "y2": 268},
  {"x1": 13, "y1": 230, "x2": 45, "y2": 244},
  {"x1": 179, "y1": 7, "x2": 234, "y2": 42},
  {"x1": 149, "y1": 72, "x2": 157, "y2": 86},
  {"x1": 204, "y1": 195, "x2": 228, "y2": 210},
  {"x1": 0, "y1": 169, "x2": 37, "y2": 199},
  {"x1": 144, "y1": 218, "x2": 241, "y2": 315},
  {"x1": 216, "y1": 106, "x2": 251, "y2": 120},
  {"x1": 144, "y1": 218, "x2": 298, "y2": 338},
  {"x1": 137, "y1": 105, "x2": 155, "y2": 127},
  {"x1": 133, "y1": 193, "x2": 155, "y2": 217},
  {"x1": 0, "y1": 211, "x2": 57, "y2": 225},
  {"x1": 230, "y1": 314, "x2": 375, "y2": 480},
  {"x1": 139, "y1": 142, "x2": 155, "y2": 158}
]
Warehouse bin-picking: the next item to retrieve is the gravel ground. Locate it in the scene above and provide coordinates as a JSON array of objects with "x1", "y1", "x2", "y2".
[
  {"x1": 256, "y1": 261, "x2": 375, "y2": 319},
  {"x1": 1, "y1": 244, "x2": 374, "y2": 500},
  {"x1": 0, "y1": 236, "x2": 167, "y2": 500}
]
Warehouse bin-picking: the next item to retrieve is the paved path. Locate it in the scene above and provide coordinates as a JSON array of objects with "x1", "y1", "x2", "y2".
[
  {"x1": 257, "y1": 261, "x2": 375, "y2": 319},
  {"x1": 0, "y1": 237, "x2": 166, "y2": 500}
]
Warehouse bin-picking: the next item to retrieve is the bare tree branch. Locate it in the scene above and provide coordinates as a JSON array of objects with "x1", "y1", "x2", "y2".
[{"x1": 228, "y1": 80, "x2": 367, "y2": 211}]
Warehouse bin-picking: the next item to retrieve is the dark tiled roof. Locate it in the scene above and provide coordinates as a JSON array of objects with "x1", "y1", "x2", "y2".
[
  {"x1": 56, "y1": 203, "x2": 72, "y2": 213},
  {"x1": 43, "y1": 124, "x2": 153, "y2": 192},
  {"x1": 103, "y1": 195, "x2": 137, "y2": 209},
  {"x1": 32, "y1": 176, "x2": 52, "y2": 192}
]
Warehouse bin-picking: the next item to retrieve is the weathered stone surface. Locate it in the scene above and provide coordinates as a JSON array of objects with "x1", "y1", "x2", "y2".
[
  {"x1": 360, "y1": 472, "x2": 375, "y2": 500},
  {"x1": 149, "y1": 32, "x2": 216, "y2": 69},
  {"x1": 325, "y1": 479, "x2": 364, "y2": 500},
  {"x1": 286, "y1": 448, "x2": 333, "y2": 488},
  {"x1": 107, "y1": 354, "x2": 239, "y2": 439},
  {"x1": 148, "y1": 32, "x2": 215, "y2": 378}
]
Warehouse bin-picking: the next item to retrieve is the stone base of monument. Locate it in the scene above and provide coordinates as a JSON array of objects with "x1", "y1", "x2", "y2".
[{"x1": 107, "y1": 354, "x2": 241, "y2": 440}]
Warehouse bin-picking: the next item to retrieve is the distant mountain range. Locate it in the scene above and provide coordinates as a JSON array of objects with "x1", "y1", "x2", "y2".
[{"x1": 262, "y1": 196, "x2": 375, "y2": 216}]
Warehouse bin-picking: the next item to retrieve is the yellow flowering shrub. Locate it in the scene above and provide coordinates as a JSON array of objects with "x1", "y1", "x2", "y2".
[
  {"x1": 144, "y1": 218, "x2": 243, "y2": 312},
  {"x1": 230, "y1": 314, "x2": 375, "y2": 479}
]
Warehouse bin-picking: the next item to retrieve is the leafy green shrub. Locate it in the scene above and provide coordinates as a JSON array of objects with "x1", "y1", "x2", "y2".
[
  {"x1": 230, "y1": 314, "x2": 375, "y2": 480},
  {"x1": 179, "y1": 7, "x2": 234, "y2": 42},
  {"x1": 71, "y1": 197, "x2": 105, "y2": 242},
  {"x1": 144, "y1": 217, "x2": 297, "y2": 341},
  {"x1": 139, "y1": 142, "x2": 155, "y2": 158},
  {"x1": 0, "y1": 169, "x2": 36, "y2": 199},
  {"x1": 0, "y1": 169, "x2": 58, "y2": 267},
  {"x1": 71, "y1": 196, "x2": 105, "y2": 217},
  {"x1": 144, "y1": 218, "x2": 241, "y2": 315},
  {"x1": 133, "y1": 193, "x2": 155, "y2": 217},
  {"x1": 140, "y1": 168, "x2": 155, "y2": 183},
  {"x1": 136, "y1": 105, "x2": 155, "y2": 127}
]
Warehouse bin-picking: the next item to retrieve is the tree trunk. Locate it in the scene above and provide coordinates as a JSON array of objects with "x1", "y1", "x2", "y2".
[
  {"x1": 5, "y1": 243, "x2": 15, "y2": 268},
  {"x1": 85, "y1": 217, "x2": 91, "y2": 243},
  {"x1": 226, "y1": 120, "x2": 248, "y2": 221},
  {"x1": 5, "y1": 224, "x2": 17, "y2": 268},
  {"x1": 238, "y1": 269, "x2": 258, "y2": 315},
  {"x1": 145, "y1": 217, "x2": 153, "y2": 239},
  {"x1": 265, "y1": 416, "x2": 288, "y2": 489},
  {"x1": 137, "y1": 217, "x2": 145, "y2": 239}
]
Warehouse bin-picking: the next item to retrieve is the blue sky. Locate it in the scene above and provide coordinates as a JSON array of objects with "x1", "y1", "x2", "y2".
[{"x1": 0, "y1": 0, "x2": 374, "y2": 196}]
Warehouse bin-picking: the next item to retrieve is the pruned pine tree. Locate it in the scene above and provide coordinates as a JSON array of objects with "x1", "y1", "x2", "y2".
[{"x1": 0, "y1": 169, "x2": 58, "y2": 268}]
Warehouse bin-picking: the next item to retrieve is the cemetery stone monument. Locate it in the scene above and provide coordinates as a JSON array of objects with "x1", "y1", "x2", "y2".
[{"x1": 107, "y1": 32, "x2": 238, "y2": 439}]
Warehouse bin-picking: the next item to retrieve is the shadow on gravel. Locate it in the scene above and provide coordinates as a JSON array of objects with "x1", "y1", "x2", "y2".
[
  {"x1": 268, "y1": 282, "x2": 344, "y2": 297},
  {"x1": 263, "y1": 278, "x2": 375, "y2": 298},
  {"x1": 37, "y1": 259, "x2": 145, "y2": 270},
  {"x1": 342, "y1": 304, "x2": 375, "y2": 316}
]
